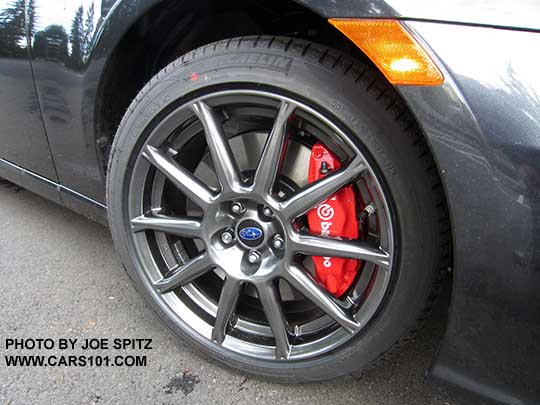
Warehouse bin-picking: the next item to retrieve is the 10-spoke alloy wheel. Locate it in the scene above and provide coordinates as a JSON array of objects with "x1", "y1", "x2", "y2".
[{"x1": 127, "y1": 91, "x2": 393, "y2": 360}]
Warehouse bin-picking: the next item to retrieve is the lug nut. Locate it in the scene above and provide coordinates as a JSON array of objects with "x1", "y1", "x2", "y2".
[
  {"x1": 247, "y1": 251, "x2": 261, "y2": 264},
  {"x1": 231, "y1": 202, "x2": 244, "y2": 214},
  {"x1": 263, "y1": 206, "x2": 274, "y2": 217},
  {"x1": 272, "y1": 235, "x2": 284, "y2": 250},
  {"x1": 221, "y1": 230, "x2": 234, "y2": 245}
]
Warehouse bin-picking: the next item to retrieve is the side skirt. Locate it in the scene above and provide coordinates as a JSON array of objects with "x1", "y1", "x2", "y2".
[{"x1": 0, "y1": 158, "x2": 108, "y2": 226}]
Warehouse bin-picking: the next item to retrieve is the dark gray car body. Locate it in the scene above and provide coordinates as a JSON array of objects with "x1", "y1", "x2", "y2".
[{"x1": 1, "y1": 1, "x2": 539, "y2": 402}]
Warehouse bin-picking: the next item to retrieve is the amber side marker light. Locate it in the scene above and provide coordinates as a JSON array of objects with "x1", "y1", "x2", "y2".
[{"x1": 328, "y1": 19, "x2": 444, "y2": 86}]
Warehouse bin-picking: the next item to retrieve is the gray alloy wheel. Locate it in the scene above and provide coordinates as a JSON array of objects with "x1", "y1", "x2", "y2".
[
  {"x1": 107, "y1": 36, "x2": 446, "y2": 381},
  {"x1": 127, "y1": 90, "x2": 393, "y2": 360}
]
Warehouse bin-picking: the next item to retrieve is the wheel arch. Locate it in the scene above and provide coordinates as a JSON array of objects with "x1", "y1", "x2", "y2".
[{"x1": 92, "y1": 0, "x2": 345, "y2": 177}]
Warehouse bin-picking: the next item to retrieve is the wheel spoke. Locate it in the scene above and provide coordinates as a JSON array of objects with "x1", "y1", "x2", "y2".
[
  {"x1": 142, "y1": 145, "x2": 215, "y2": 209},
  {"x1": 212, "y1": 276, "x2": 243, "y2": 345},
  {"x1": 191, "y1": 101, "x2": 241, "y2": 193},
  {"x1": 131, "y1": 213, "x2": 203, "y2": 239},
  {"x1": 252, "y1": 101, "x2": 296, "y2": 195},
  {"x1": 285, "y1": 265, "x2": 360, "y2": 333},
  {"x1": 256, "y1": 281, "x2": 291, "y2": 359},
  {"x1": 280, "y1": 157, "x2": 366, "y2": 219},
  {"x1": 154, "y1": 253, "x2": 214, "y2": 293},
  {"x1": 292, "y1": 234, "x2": 391, "y2": 269}
]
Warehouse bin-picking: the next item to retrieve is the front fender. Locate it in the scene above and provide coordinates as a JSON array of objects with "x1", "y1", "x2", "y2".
[{"x1": 397, "y1": 22, "x2": 540, "y2": 403}]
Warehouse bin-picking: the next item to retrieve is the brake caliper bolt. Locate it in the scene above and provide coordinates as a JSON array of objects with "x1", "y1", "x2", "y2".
[
  {"x1": 231, "y1": 201, "x2": 244, "y2": 215},
  {"x1": 272, "y1": 235, "x2": 285, "y2": 250},
  {"x1": 263, "y1": 206, "x2": 274, "y2": 217},
  {"x1": 247, "y1": 251, "x2": 261, "y2": 264},
  {"x1": 221, "y1": 230, "x2": 234, "y2": 245}
]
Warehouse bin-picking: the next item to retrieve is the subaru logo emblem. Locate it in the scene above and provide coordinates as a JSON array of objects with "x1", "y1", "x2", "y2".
[{"x1": 239, "y1": 227, "x2": 263, "y2": 241}]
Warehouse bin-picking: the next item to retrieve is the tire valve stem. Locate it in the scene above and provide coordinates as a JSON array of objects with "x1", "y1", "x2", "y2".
[
  {"x1": 359, "y1": 202, "x2": 377, "y2": 224},
  {"x1": 364, "y1": 202, "x2": 376, "y2": 216}
]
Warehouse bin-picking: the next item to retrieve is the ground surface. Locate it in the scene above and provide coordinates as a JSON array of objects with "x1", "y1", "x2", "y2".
[{"x1": 0, "y1": 182, "x2": 464, "y2": 404}]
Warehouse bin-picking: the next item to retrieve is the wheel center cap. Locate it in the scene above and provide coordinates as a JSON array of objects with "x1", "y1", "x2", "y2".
[{"x1": 237, "y1": 220, "x2": 265, "y2": 248}]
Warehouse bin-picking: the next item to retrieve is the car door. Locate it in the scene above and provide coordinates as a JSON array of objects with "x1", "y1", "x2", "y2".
[{"x1": 0, "y1": 0, "x2": 57, "y2": 180}]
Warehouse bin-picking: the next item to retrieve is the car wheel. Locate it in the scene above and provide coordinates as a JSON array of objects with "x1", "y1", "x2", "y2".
[{"x1": 107, "y1": 36, "x2": 448, "y2": 382}]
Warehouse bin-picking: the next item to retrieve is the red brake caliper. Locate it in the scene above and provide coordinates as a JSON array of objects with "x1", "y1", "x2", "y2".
[{"x1": 307, "y1": 143, "x2": 362, "y2": 297}]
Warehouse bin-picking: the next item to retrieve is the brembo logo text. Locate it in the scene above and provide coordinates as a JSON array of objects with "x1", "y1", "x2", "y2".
[{"x1": 316, "y1": 200, "x2": 336, "y2": 268}]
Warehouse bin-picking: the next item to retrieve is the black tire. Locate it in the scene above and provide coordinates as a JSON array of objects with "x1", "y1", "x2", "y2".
[{"x1": 107, "y1": 36, "x2": 449, "y2": 382}]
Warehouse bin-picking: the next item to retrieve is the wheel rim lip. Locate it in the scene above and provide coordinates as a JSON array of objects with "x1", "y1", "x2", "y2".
[{"x1": 125, "y1": 88, "x2": 396, "y2": 361}]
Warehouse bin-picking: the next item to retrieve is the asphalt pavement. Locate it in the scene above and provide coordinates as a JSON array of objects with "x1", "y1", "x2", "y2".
[{"x1": 0, "y1": 181, "x2": 464, "y2": 404}]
